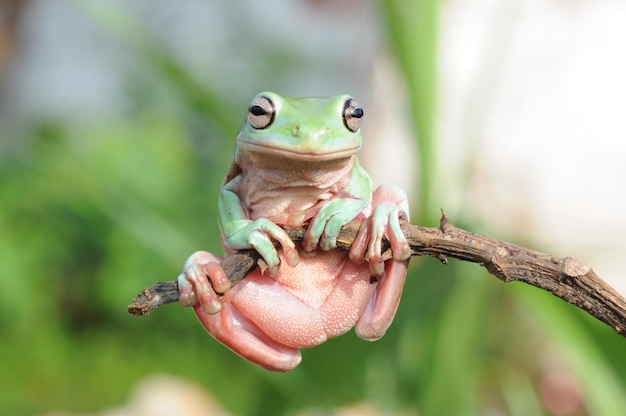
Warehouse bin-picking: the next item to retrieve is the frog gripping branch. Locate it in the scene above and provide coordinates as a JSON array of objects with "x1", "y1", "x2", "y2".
[
  {"x1": 173, "y1": 92, "x2": 413, "y2": 371},
  {"x1": 128, "y1": 92, "x2": 626, "y2": 372}
]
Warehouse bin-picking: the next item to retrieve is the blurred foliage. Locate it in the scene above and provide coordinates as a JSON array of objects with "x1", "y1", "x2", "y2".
[{"x1": 1, "y1": 1, "x2": 626, "y2": 415}]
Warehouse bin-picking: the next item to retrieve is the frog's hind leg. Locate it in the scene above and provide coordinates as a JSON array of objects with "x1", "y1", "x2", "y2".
[
  {"x1": 354, "y1": 258, "x2": 408, "y2": 341},
  {"x1": 193, "y1": 302, "x2": 302, "y2": 372}
]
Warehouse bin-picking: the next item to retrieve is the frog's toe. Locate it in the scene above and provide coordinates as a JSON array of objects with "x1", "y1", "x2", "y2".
[
  {"x1": 348, "y1": 219, "x2": 369, "y2": 264},
  {"x1": 248, "y1": 230, "x2": 282, "y2": 273},
  {"x1": 369, "y1": 258, "x2": 385, "y2": 276},
  {"x1": 391, "y1": 237, "x2": 412, "y2": 261},
  {"x1": 177, "y1": 273, "x2": 198, "y2": 307},
  {"x1": 387, "y1": 209, "x2": 412, "y2": 261},
  {"x1": 320, "y1": 213, "x2": 350, "y2": 251},
  {"x1": 319, "y1": 235, "x2": 337, "y2": 251},
  {"x1": 283, "y1": 246, "x2": 300, "y2": 268},
  {"x1": 302, "y1": 228, "x2": 322, "y2": 252},
  {"x1": 204, "y1": 261, "x2": 231, "y2": 294}
]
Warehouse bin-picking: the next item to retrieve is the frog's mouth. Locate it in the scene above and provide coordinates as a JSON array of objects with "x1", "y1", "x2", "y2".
[{"x1": 238, "y1": 141, "x2": 360, "y2": 162}]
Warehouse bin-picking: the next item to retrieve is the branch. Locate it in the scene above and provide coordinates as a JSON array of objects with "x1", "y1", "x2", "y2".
[{"x1": 127, "y1": 212, "x2": 626, "y2": 338}]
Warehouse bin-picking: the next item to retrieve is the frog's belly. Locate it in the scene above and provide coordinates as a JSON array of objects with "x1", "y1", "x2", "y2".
[{"x1": 227, "y1": 249, "x2": 377, "y2": 348}]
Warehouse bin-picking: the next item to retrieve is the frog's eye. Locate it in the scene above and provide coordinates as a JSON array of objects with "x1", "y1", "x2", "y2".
[
  {"x1": 247, "y1": 95, "x2": 275, "y2": 129},
  {"x1": 342, "y1": 98, "x2": 364, "y2": 133}
]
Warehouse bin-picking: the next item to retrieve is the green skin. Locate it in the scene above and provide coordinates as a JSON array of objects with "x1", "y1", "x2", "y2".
[{"x1": 177, "y1": 92, "x2": 411, "y2": 371}]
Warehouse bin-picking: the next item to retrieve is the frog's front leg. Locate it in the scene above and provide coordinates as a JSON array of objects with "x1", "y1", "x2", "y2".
[
  {"x1": 350, "y1": 185, "x2": 412, "y2": 340},
  {"x1": 303, "y1": 159, "x2": 372, "y2": 252},
  {"x1": 178, "y1": 251, "x2": 302, "y2": 371},
  {"x1": 220, "y1": 189, "x2": 299, "y2": 275}
]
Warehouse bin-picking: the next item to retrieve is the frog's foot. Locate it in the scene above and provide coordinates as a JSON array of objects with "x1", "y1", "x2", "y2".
[
  {"x1": 178, "y1": 251, "x2": 232, "y2": 314},
  {"x1": 303, "y1": 197, "x2": 368, "y2": 252},
  {"x1": 225, "y1": 218, "x2": 299, "y2": 276},
  {"x1": 193, "y1": 300, "x2": 302, "y2": 372},
  {"x1": 349, "y1": 185, "x2": 411, "y2": 275}
]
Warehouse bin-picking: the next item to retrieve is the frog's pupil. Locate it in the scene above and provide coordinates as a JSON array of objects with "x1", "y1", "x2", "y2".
[
  {"x1": 250, "y1": 105, "x2": 267, "y2": 116},
  {"x1": 352, "y1": 107, "x2": 364, "y2": 118}
]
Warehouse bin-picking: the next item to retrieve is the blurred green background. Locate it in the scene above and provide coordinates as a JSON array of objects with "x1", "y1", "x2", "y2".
[{"x1": 1, "y1": 1, "x2": 625, "y2": 415}]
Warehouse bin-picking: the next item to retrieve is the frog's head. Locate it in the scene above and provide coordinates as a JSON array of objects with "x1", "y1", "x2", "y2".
[{"x1": 236, "y1": 92, "x2": 364, "y2": 161}]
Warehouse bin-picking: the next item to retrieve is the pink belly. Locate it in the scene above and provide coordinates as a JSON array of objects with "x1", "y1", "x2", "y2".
[{"x1": 226, "y1": 249, "x2": 377, "y2": 348}]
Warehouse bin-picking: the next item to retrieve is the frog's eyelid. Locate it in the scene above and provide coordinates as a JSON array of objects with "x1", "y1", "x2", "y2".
[
  {"x1": 342, "y1": 98, "x2": 364, "y2": 133},
  {"x1": 247, "y1": 95, "x2": 276, "y2": 129}
]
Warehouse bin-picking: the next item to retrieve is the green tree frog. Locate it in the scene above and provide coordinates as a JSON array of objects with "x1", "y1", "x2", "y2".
[{"x1": 178, "y1": 92, "x2": 411, "y2": 371}]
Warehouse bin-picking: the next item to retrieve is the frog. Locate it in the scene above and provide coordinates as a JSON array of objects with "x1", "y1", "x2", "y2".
[{"x1": 177, "y1": 92, "x2": 412, "y2": 371}]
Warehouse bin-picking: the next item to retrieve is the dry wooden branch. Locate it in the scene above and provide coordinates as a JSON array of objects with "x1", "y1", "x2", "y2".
[{"x1": 128, "y1": 212, "x2": 626, "y2": 338}]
